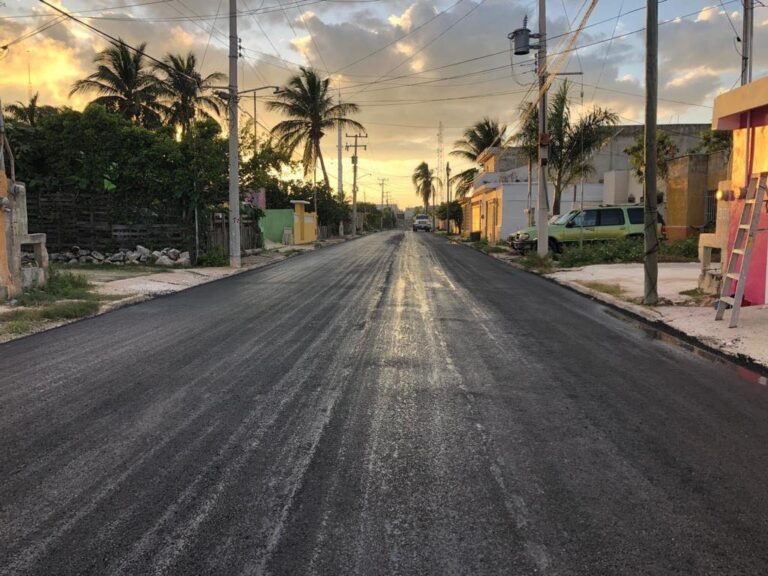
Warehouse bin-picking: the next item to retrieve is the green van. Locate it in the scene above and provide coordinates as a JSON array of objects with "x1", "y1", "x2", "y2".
[{"x1": 509, "y1": 204, "x2": 665, "y2": 253}]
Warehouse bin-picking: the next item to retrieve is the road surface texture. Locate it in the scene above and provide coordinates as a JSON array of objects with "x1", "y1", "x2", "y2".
[{"x1": 3, "y1": 231, "x2": 768, "y2": 576}]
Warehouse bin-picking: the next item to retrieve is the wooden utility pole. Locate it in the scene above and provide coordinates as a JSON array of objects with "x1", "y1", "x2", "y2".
[
  {"x1": 346, "y1": 133, "x2": 367, "y2": 235},
  {"x1": 536, "y1": 0, "x2": 549, "y2": 257},
  {"x1": 643, "y1": 0, "x2": 659, "y2": 304},
  {"x1": 227, "y1": 0, "x2": 241, "y2": 268}
]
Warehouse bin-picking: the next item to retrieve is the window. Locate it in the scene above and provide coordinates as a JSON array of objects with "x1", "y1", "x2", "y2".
[
  {"x1": 599, "y1": 209, "x2": 625, "y2": 226},
  {"x1": 628, "y1": 208, "x2": 644, "y2": 225},
  {"x1": 574, "y1": 210, "x2": 598, "y2": 227},
  {"x1": 554, "y1": 211, "x2": 578, "y2": 225}
]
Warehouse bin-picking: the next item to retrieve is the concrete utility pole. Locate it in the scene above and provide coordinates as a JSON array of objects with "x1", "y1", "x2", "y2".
[
  {"x1": 643, "y1": 0, "x2": 659, "y2": 305},
  {"x1": 337, "y1": 87, "x2": 344, "y2": 201},
  {"x1": 446, "y1": 162, "x2": 451, "y2": 233},
  {"x1": 536, "y1": 0, "x2": 549, "y2": 258},
  {"x1": 227, "y1": 0, "x2": 241, "y2": 268},
  {"x1": 742, "y1": 0, "x2": 753, "y2": 86},
  {"x1": 436, "y1": 121, "x2": 444, "y2": 231},
  {"x1": 378, "y1": 177, "x2": 388, "y2": 229},
  {"x1": 346, "y1": 133, "x2": 367, "y2": 236}
]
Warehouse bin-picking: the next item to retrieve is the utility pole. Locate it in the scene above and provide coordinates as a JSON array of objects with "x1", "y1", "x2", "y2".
[
  {"x1": 742, "y1": 0, "x2": 753, "y2": 86},
  {"x1": 446, "y1": 161, "x2": 451, "y2": 234},
  {"x1": 536, "y1": 2, "x2": 549, "y2": 257},
  {"x1": 378, "y1": 177, "x2": 388, "y2": 229},
  {"x1": 346, "y1": 133, "x2": 367, "y2": 236},
  {"x1": 643, "y1": 0, "x2": 659, "y2": 304},
  {"x1": 337, "y1": 87, "x2": 344, "y2": 201},
  {"x1": 227, "y1": 0, "x2": 241, "y2": 268},
  {"x1": 436, "y1": 121, "x2": 444, "y2": 231}
]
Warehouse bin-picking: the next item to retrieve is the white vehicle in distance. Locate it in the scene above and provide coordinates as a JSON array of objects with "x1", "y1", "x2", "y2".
[{"x1": 412, "y1": 214, "x2": 432, "y2": 232}]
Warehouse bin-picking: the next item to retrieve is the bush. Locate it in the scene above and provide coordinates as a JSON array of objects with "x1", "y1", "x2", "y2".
[
  {"x1": 17, "y1": 269, "x2": 93, "y2": 305},
  {"x1": 557, "y1": 236, "x2": 700, "y2": 268},
  {"x1": 557, "y1": 238, "x2": 644, "y2": 267},
  {"x1": 197, "y1": 245, "x2": 229, "y2": 267},
  {"x1": 660, "y1": 237, "x2": 699, "y2": 260}
]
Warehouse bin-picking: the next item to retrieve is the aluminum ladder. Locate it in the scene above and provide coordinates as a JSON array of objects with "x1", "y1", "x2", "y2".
[{"x1": 715, "y1": 172, "x2": 767, "y2": 327}]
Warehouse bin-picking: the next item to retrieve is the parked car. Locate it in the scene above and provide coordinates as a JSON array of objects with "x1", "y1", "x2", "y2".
[
  {"x1": 509, "y1": 204, "x2": 665, "y2": 253},
  {"x1": 412, "y1": 214, "x2": 432, "y2": 232}
]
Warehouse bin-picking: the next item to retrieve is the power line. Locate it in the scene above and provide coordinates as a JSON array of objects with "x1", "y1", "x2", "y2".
[
  {"x1": 350, "y1": 0, "x2": 488, "y2": 96},
  {"x1": 332, "y1": 0, "x2": 466, "y2": 74}
]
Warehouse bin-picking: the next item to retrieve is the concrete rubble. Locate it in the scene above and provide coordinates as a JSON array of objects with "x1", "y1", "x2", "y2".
[{"x1": 43, "y1": 245, "x2": 191, "y2": 267}]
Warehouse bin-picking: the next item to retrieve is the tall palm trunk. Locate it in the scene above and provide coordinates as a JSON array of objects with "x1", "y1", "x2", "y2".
[{"x1": 316, "y1": 140, "x2": 330, "y2": 187}]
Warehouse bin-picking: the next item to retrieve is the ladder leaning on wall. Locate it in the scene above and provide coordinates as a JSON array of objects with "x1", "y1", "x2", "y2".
[{"x1": 715, "y1": 172, "x2": 767, "y2": 328}]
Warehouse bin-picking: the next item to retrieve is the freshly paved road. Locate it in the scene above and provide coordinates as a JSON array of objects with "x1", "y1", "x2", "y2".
[{"x1": 3, "y1": 231, "x2": 768, "y2": 576}]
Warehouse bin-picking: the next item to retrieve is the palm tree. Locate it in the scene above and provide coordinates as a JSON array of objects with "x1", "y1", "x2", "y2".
[
  {"x1": 6, "y1": 93, "x2": 58, "y2": 127},
  {"x1": 70, "y1": 40, "x2": 165, "y2": 128},
  {"x1": 268, "y1": 67, "x2": 363, "y2": 186},
  {"x1": 449, "y1": 117, "x2": 507, "y2": 198},
  {"x1": 547, "y1": 80, "x2": 618, "y2": 214},
  {"x1": 157, "y1": 52, "x2": 225, "y2": 135},
  {"x1": 412, "y1": 161, "x2": 438, "y2": 212},
  {"x1": 509, "y1": 102, "x2": 538, "y2": 211}
]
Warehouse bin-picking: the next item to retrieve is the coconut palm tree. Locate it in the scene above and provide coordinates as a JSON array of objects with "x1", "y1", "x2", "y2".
[
  {"x1": 70, "y1": 40, "x2": 165, "y2": 128},
  {"x1": 268, "y1": 67, "x2": 363, "y2": 186},
  {"x1": 412, "y1": 161, "x2": 438, "y2": 212},
  {"x1": 157, "y1": 52, "x2": 225, "y2": 135},
  {"x1": 449, "y1": 117, "x2": 507, "y2": 198},
  {"x1": 547, "y1": 80, "x2": 618, "y2": 214},
  {"x1": 509, "y1": 102, "x2": 538, "y2": 210},
  {"x1": 5, "y1": 93, "x2": 58, "y2": 127}
]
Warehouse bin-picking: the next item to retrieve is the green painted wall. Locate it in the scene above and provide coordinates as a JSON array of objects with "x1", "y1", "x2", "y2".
[{"x1": 260, "y1": 209, "x2": 294, "y2": 243}]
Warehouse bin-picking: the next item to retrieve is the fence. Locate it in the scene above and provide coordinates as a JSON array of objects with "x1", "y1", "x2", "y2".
[
  {"x1": 207, "y1": 214, "x2": 262, "y2": 254},
  {"x1": 25, "y1": 187, "x2": 190, "y2": 252}
]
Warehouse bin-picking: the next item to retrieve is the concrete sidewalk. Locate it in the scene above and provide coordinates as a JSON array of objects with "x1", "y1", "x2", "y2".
[{"x1": 546, "y1": 262, "x2": 768, "y2": 368}]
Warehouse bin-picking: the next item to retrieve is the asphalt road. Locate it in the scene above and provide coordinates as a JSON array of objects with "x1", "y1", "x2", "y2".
[{"x1": 3, "y1": 230, "x2": 768, "y2": 576}]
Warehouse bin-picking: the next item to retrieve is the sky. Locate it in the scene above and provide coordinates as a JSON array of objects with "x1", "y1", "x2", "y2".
[{"x1": 0, "y1": 0, "x2": 765, "y2": 207}]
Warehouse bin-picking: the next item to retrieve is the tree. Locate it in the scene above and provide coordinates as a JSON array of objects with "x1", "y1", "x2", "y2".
[
  {"x1": 412, "y1": 161, "x2": 438, "y2": 212},
  {"x1": 268, "y1": 67, "x2": 364, "y2": 186},
  {"x1": 691, "y1": 129, "x2": 732, "y2": 156},
  {"x1": 449, "y1": 117, "x2": 507, "y2": 198},
  {"x1": 70, "y1": 40, "x2": 165, "y2": 128},
  {"x1": 547, "y1": 81, "x2": 618, "y2": 215},
  {"x1": 510, "y1": 102, "x2": 538, "y2": 209},
  {"x1": 5, "y1": 93, "x2": 58, "y2": 127},
  {"x1": 625, "y1": 129, "x2": 679, "y2": 183},
  {"x1": 436, "y1": 200, "x2": 463, "y2": 230},
  {"x1": 158, "y1": 52, "x2": 224, "y2": 135}
]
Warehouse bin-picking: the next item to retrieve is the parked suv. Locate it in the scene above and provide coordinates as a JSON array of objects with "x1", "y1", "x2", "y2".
[
  {"x1": 509, "y1": 204, "x2": 665, "y2": 253},
  {"x1": 412, "y1": 214, "x2": 432, "y2": 232}
]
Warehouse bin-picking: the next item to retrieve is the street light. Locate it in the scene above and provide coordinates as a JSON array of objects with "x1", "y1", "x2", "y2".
[{"x1": 214, "y1": 85, "x2": 282, "y2": 141}]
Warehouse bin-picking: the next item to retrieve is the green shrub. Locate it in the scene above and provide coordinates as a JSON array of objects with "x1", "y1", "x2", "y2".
[
  {"x1": 557, "y1": 236, "x2": 700, "y2": 267},
  {"x1": 660, "y1": 237, "x2": 699, "y2": 260},
  {"x1": 17, "y1": 269, "x2": 93, "y2": 305},
  {"x1": 3, "y1": 319, "x2": 32, "y2": 335},
  {"x1": 557, "y1": 238, "x2": 644, "y2": 267},
  {"x1": 197, "y1": 245, "x2": 229, "y2": 267}
]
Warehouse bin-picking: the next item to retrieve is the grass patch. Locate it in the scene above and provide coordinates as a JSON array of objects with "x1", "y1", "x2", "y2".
[
  {"x1": 580, "y1": 281, "x2": 625, "y2": 298},
  {"x1": 519, "y1": 252, "x2": 555, "y2": 273},
  {"x1": 17, "y1": 269, "x2": 94, "y2": 305},
  {"x1": 1, "y1": 300, "x2": 100, "y2": 322},
  {"x1": 2, "y1": 319, "x2": 33, "y2": 335}
]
